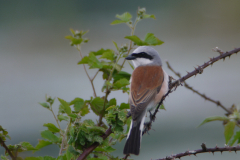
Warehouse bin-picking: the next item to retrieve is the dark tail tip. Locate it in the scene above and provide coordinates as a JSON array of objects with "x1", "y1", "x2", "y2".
[{"x1": 123, "y1": 121, "x2": 141, "y2": 155}]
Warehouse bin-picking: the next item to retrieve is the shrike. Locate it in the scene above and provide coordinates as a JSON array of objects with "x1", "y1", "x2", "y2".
[{"x1": 123, "y1": 46, "x2": 169, "y2": 155}]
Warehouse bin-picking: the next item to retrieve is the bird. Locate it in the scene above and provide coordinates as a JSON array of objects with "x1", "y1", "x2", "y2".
[{"x1": 123, "y1": 46, "x2": 169, "y2": 155}]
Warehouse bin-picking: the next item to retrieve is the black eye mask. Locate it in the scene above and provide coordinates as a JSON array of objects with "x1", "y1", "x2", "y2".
[{"x1": 131, "y1": 52, "x2": 153, "y2": 60}]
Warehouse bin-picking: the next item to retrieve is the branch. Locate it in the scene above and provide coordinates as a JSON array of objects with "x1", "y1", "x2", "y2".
[
  {"x1": 143, "y1": 47, "x2": 240, "y2": 134},
  {"x1": 155, "y1": 143, "x2": 240, "y2": 160},
  {"x1": 77, "y1": 127, "x2": 113, "y2": 160},
  {"x1": 78, "y1": 47, "x2": 97, "y2": 97},
  {"x1": 0, "y1": 137, "x2": 15, "y2": 160},
  {"x1": 166, "y1": 61, "x2": 232, "y2": 114}
]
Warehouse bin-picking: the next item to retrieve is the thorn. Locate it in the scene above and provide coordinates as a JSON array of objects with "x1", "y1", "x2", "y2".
[
  {"x1": 212, "y1": 151, "x2": 214, "y2": 155},
  {"x1": 194, "y1": 153, "x2": 197, "y2": 157},
  {"x1": 220, "y1": 151, "x2": 223, "y2": 154}
]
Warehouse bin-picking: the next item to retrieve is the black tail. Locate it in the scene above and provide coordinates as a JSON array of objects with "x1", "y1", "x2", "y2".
[{"x1": 123, "y1": 121, "x2": 141, "y2": 155}]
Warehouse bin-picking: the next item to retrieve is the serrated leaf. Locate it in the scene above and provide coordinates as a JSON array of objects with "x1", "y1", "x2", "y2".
[
  {"x1": 113, "y1": 78, "x2": 129, "y2": 89},
  {"x1": 40, "y1": 130, "x2": 60, "y2": 143},
  {"x1": 116, "y1": 12, "x2": 132, "y2": 22},
  {"x1": 58, "y1": 98, "x2": 71, "y2": 115},
  {"x1": 70, "y1": 28, "x2": 75, "y2": 35},
  {"x1": 57, "y1": 154, "x2": 67, "y2": 160},
  {"x1": 224, "y1": 121, "x2": 235, "y2": 144},
  {"x1": 90, "y1": 97, "x2": 105, "y2": 116},
  {"x1": 90, "y1": 48, "x2": 113, "y2": 56},
  {"x1": 86, "y1": 126, "x2": 105, "y2": 134},
  {"x1": 35, "y1": 140, "x2": 52, "y2": 150},
  {"x1": 118, "y1": 111, "x2": 126, "y2": 122},
  {"x1": 43, "y1": 123, "x2": 60, "y2": 133},
  {"x1": 80, "y1": 106, "x2": 90, "y2": 116},
  {"x1": 21, "y1": 142, "x2": 37, "y2": 151},
  {"x1": 79, "y1": 53, "x2": 103, "y2": 69},
  {"x1": 229, "y1": 130, "x2": 240, "y2": 146},
  {"x1": 58, "y1": 115, "x2": 69, "y2": 122},
  {"x1": 93, "y1": 135, "x2": 103, "y2": 144},
  {"x1": 70, "y1": 98, "x2": 85, "y2": 112},
  {"x1": 198, "y1": 116, "x2": 229, "y2": 127},
  {"x1": 113, "y1": 71, "x2": 131, "y2": 83},
  {"x1": 39, "y1": 102, "x2": 50, "y2": 110},
  {"x1": 144, "y1": 33, "x2": 164, "y2": 46},
  {"x1": 125, "y1": 35, "x2": 144, "y2": 46},
  {"x1": 83, "y1": 119, "x2": 95, "y2": 126},
  {"x1": 119, "y1": 103, "x2": 129, "y2": 110},
  {"x1": 100, "y1": 51, "x2": 115, "y2": 61}
]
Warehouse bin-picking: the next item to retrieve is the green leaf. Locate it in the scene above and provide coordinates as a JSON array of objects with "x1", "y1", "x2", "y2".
[
  {"x1": 144, "y1": 33, "x2": 164, "y2": 46},
  {"x1": 118, "y1": 111, "x2": 126, "y2": 122},
  {"x1": 112, "y1": 41, "x2": 119, "y2": 51},
  {"x1": 67, "y1": 146, "x2": 79, "y2": 156},
  {"x1": 21, "y1": 142, "x2": 37, "y2": 151},
  {"x1": 40, "y1": 130, "x2": 60, "y2": 143},
  {"x1": 100, "y1": 51, "x2": 115, "y2": 61},
  {"x1": 198, "y1": 116, "x2": 229, "y2": 127},
  {"x1": 58, "y1": 98, "x2": 71, "y2": 115},
  {"x1": 1, "y1": 155, "x2": 8, "y2": 160},
  {"x1": 113, "y1": 71, "x2": 131, "y2": 83},
  {"x1": 224, "y1": 121, "x2": 235, "y2": 144},
  {"x1": 43, "y1": 123, "x2": 60, "y2": 133},
  {"x1": 159, "y1": 104, "x2": 165, "y2": 110},
  {"x1": 90, "y1": 48, "x2": 113, "y2": 56},
  {"x1": 90, "y1": 97, "x2": 105, "y2": 116},
  {"x1": 143, "y1": 14, "x2": 155, "y2": 19},
  {"x1": 125, "y1": 35, "x2": 144, "y2": 46},
  {"x1": 108, "y1": 98, "x2": 116, "y2": 107},
  {"x1": 93, "y1": 135, "x2": 103, "y2": 144},
  {"x1": 58, "y1": 115, "x2": 69, "y2": 122},
  {"x1": 229, "y1": 130, "x2": 240, "y2": 146},
  {"x1": 111, "y1": 12, "x2": 132, "y2": 25},
  {"x1": 80, "y1": 106, "x2": 90, "y2": 116},
  {"x1": 39, "y1": 102, "x2": 50, "y2": 110},
  {"x1": 119, "y1": 103, "x2": 129, "y2": 110},
  {"x1": 103, "y1": 146, "x2": 116, "y2": 153},
  {"x1": 116, "y1": 12, "x2": 132, "y2": 22},
  {"x1": 35, "y1": 140, "x2": 52, "y2": 150},
  {"x1": 57, "y1": 154, "x2": 67, "y2": 160},
  {"x1": 113, "y1": 78, "x2": 129, "y2": 89},
  {"x1": 83, "y1": 119, "x2": 95, "y2": 126},
  {"x1": 70, "y1": 98, "x2": 85, "y2": 112},
  {"x1": 78, "y1": 53, "x2": 103, "y2": 69},
  {"x1": 110, "y1": 19, "x2": 125, "y2": 25}
]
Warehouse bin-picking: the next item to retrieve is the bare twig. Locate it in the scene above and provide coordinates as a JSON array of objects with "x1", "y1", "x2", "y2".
[
  {"x1": 166, "y1": 61, "x2": 232, "y2": 114},
  {"x1": 155, "y1": 143, "x2": 240, "y2": 160},
  {"x1": 0, "y1": 137, "x2": 15, "y2": 160},
  {"x1": 77, "y1": 127, "x2": 113, "y2": 160},
  {"x1": 78, "y1": 47, "x2": 97, "y2": 97},
  {"x1": 122, "y1": 154, "x2": 130, "y2": 160}
]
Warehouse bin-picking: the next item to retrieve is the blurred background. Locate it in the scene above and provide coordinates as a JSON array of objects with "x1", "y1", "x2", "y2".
[{"x1": 1, "y1": 0, "x2": 240, "y2": 159}]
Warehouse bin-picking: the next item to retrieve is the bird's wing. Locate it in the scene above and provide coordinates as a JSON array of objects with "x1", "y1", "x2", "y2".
[{"x1": 130, "y1": 65, "x2": 164, "y2": 121}]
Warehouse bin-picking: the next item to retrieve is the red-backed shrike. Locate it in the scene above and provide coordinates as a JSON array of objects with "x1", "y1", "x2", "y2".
[{"x1": 123, "y1": 46, "x2": 169, "y2": 155}]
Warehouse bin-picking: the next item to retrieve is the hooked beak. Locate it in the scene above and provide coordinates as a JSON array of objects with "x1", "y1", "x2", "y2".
[{"x1": 125, "y1": 54, "x2": 136, "y2": 60}]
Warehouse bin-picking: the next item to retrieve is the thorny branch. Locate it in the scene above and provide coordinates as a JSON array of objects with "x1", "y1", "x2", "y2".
[
  {"x1": 77, "y1": 47, "x2": 240, "y2": 160},
  {"x1": 155, "y1": 143, "x2": 240, "y2": 160},
  {"x1": 142, "y1": 47, "x2": 240, "y2": 134},
  {"x1": 0, "y1": 137, "x2": 15, "y2": 160},
  {"x1": 166, "y1": 61, "x2": 232, "y2": 114}
]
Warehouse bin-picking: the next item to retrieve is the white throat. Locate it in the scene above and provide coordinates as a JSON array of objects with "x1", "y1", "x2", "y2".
[{"x1": 132, "y1": 58, "x2": 152, "y2": 68}]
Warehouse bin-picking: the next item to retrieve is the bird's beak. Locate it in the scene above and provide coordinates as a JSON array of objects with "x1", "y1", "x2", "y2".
[{"x1": 125, "y1": 54, "x2": 136, "y2": 60}]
